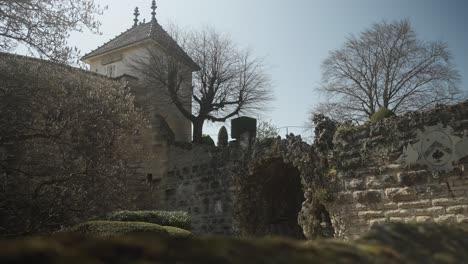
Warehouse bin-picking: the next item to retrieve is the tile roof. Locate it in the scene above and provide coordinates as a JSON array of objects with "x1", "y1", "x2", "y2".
[{"x1": 81, "y1": 20, "x2": 199, "y2": 71}]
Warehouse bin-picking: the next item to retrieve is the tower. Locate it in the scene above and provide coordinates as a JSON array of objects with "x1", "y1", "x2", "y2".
[
  {"x1": 81, "y1": 2, "x2": 199, "y2": 207},
  {"x1": 81, "y1": 1, "x2": 198, "y2": 143}
]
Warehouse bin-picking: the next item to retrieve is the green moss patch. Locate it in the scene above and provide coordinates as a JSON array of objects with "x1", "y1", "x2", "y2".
[
  {"x1": 370, "y1": 108, "x2": 395, "y2": 124},
  {"x1": 67, "y1": 221, "x2": 191, "y2": 239},
  {"x1": 107, "y1": 210, "x2": 191, "y2": 230}
]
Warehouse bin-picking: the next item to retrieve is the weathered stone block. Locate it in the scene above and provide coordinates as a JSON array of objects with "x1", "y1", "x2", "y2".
[
  {"x1": 389, "y1": 217, "x2": 405, "y2": 222},
  {"x1": 423, "y1": 184, "x2": 448, "y2": 197},
  {"x1": 446, "y1": 205, "x2": 468, "y2": 214},
  {"x1": 383, "y1": 202, "x2": 398, "y2": 210},
  {"x1": 434, "y1": 214, "x2": 457, "y2": 224},
  {"x1": 385, "y1": 187, "x2": 417, "y2": 202},
  {"x1": 414, "y1": 207, "x2": 445, "y2": 216},
  {"x1": 345, "y1": 179, "x2": 366, "y2": 191},
  {"x1": 416, "y1": 216, "x2": 433, "y2": 223},
  {"x1": 367, "y1": 174, "x2": 397, "y2": 189},
  {"x1": 397, "y1": 170, "x2": 429, "y2": 186},
  {"x1": 457, "y1": 215, "x2": 468, "y2": 223},
  {"x1": 334, "y1": 192, "x2": 353, "y2": 205},
  {"x1": 358, "y1": 210, "x2": 384, "y2": 220},
  {"x1": 398, "y1": 199, "x2": 431, "y2": 209},
  {"x1": 385, "y1": 209, "x2": 411, "y2": 218},
  {"x1": 369, "y1": 218, "x2": 387, "y2": 227},
  {"x1": 432, "y1": 197, "x2": 468, "y2": 206},
  {"x1": 353, "y1": 190, "x2": 383, "y2": 204}
]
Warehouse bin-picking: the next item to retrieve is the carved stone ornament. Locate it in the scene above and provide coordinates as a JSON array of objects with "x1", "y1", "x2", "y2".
[{"x1": 398, "y1": 124, "x2": 468, "y2": 173}]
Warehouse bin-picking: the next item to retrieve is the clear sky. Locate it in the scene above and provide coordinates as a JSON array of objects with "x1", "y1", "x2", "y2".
[{"x1": 70, "y1": 0, "x2": 468, "y2": 141}]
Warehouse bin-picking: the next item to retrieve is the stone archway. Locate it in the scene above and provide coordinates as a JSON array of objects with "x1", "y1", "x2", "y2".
[
  {"x1": 233, "y1": 134, "x2": 338, "y2": 240},
  {"x1": 251, "y1": 158, "x2": 305, "y2": 239}
]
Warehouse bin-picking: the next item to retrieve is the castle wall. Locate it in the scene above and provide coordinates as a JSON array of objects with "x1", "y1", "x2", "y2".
[
  {"x1": 327, "y1": 101, "x2": 468, "y2": 239},
  {"x1": 150, "y1": 144, "x2": 240, "y2": 235}
]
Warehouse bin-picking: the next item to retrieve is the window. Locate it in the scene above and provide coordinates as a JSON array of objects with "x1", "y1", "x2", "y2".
[{"x1": 106, "y1": 64, "x2": 116, "y2": 77}]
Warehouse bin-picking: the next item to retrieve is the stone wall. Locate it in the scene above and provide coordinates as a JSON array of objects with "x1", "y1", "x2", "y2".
[
  {"x1": 150, "y1": 143, "x2": 241, "y2": 235},
  {"x1": 326, "y1": 100, "x2": 468, "y2": 239}
]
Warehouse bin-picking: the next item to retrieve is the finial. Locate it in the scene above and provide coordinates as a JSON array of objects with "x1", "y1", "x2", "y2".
[
  {"x1": 151, "y1": 0, "x2": 157, "y2": 21},
  {"x1": 133, "y1": 7, "x2": 140, "y2": 27}
]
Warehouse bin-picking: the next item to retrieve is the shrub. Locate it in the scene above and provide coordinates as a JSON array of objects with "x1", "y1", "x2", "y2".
[
  {"x1": 0, "y1": 54, "x2": 147, "y2": 236},
  {"x1": 201, "y1": 135, "x2": 215, "y2": 146},
  {"x1": 68, "y1": 221, "x2": 191, "y2": 238},
  {"x1": 370, "y1": 107, "x2": 395, "y2": 124},
  {"x1": 107, "y1": 211, "x2": 191, "y2": 230},
  {"x1": 217, "y1": 126, "x2": 229, "y2": 146}
]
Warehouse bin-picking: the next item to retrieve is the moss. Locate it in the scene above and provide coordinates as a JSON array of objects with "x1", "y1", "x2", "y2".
[
  {"x1": 107, "y1": 210, "x2": 191, "y2": 230},
  {"x1": 327, "y1": 168, "x2": 337, "y2": 177},
  {"x1": 370, "y1": 108, "x2": 395, "y2": 124},
  {"x1": 162, "y1": 226, "x2": 193, "y2": 238},
  {"x1": 2, "y1": 223, "x2": 468, "y2": 263},
  {"x1": 67, "y1": 221, "x2": 191, "y2": 238}
]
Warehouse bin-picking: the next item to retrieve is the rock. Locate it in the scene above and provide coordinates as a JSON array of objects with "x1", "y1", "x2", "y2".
[
  {"x1": 385, "y1": 187, "x2": 417, "y2": 202},
  {"x1": 353, "y1": 190, "x2": 383, "y2": 204}
]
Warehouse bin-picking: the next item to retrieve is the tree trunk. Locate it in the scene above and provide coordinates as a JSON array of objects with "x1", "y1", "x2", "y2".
[{"x1": 192, "y1": 119, "x2": 205, "y2": 143}]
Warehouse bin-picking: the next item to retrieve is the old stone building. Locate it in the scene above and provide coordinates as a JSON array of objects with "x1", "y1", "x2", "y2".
[
  {"x1": 81, "y1": 2, "x2": 200, "y2": 205},
  {"x1": 81, "y1": 1, "x2": 196, "y2": 143}
]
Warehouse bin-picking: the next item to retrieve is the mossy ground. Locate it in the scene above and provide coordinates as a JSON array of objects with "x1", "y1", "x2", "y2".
[
  {"x1": 1, "y1": 223, "x2": 467, "y2": 264},
  {"x1": 67, "y1": 221, "x2": 192, "y2": 239},
  {"x1": 107, "y1": 210, "x2": 191, "y2": 230}
]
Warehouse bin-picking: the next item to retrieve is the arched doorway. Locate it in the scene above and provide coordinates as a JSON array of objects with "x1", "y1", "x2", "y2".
[{"x1": 236, "y1": 158, "x2": 305, "y2": 239}]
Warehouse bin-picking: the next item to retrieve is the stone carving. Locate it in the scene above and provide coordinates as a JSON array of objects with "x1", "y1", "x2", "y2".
[{"x1": 399, "y1": 124, "x2": 468, "y2": 172}]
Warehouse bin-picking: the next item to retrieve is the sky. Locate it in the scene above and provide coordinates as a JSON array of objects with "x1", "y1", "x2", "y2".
[{"x1": 69, "y1": 0, "x2": 468, "y2": 141}]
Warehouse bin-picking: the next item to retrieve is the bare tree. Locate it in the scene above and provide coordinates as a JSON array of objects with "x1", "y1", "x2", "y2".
[
  {"x1": 132, "y1": 27, "x2": 273, "y2": 143},
  {"x1": 314, "y1": 19, "x2": 461, "y2": 122},
  {"x1": 0, "y1": 0, "x2": 105, "y2": 63}
]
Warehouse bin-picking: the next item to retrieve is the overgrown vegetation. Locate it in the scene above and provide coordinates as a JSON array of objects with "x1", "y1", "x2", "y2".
[
  {"x1": 107, "y1": 210, "x2": 191, "y2": 230},
  {"x1": 370, "y1": 108, "x2": 396, "y2": 124},
  {"x1": 201, "y1": 135, "x2": 215, "y2": 146},
  {"x1": 1, "y1": 223, "x2": 467, "y2": 264},
  {"x1": 0, "y1": 54, "x2": 147, "y2": 237},
  {"x1": 256, "y1": 120, "x2": 280, "y2": 140}
]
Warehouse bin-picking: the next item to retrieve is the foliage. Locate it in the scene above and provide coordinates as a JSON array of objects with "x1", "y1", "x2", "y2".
[
  {"x1": 201, "y1": 135, "x2": 215, "y2": 146},
  {"x1": 0, "y1": 54, "x2": 147, "y2": 237},
  {"x1": 256, "y1": 120, "x2": 279, "y2": 140},
  {"x1": 0, "y1": 0, "x2": 106, "y2": 63},
  {"x1": 131, "y1": 26, "x2": 273, "y2": 143},
  {"x1": 68, "y1": 221, "x2": 191, "y2": 238},
  {"x1": 107, "y1": 210, "x2": 191, "y2": 230},
  {"x1": 370, "y1": 108, "x2": 396, "y2": 124},
  {"x1": 217, "y1": 126, "x2": 229, "y2": 146},
  {"x1": 2, "y1": 223, "x2": 468, "y2": 263},
  {"x1": 315, "y1": 19, "x2": 461, "y2": 122}
]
